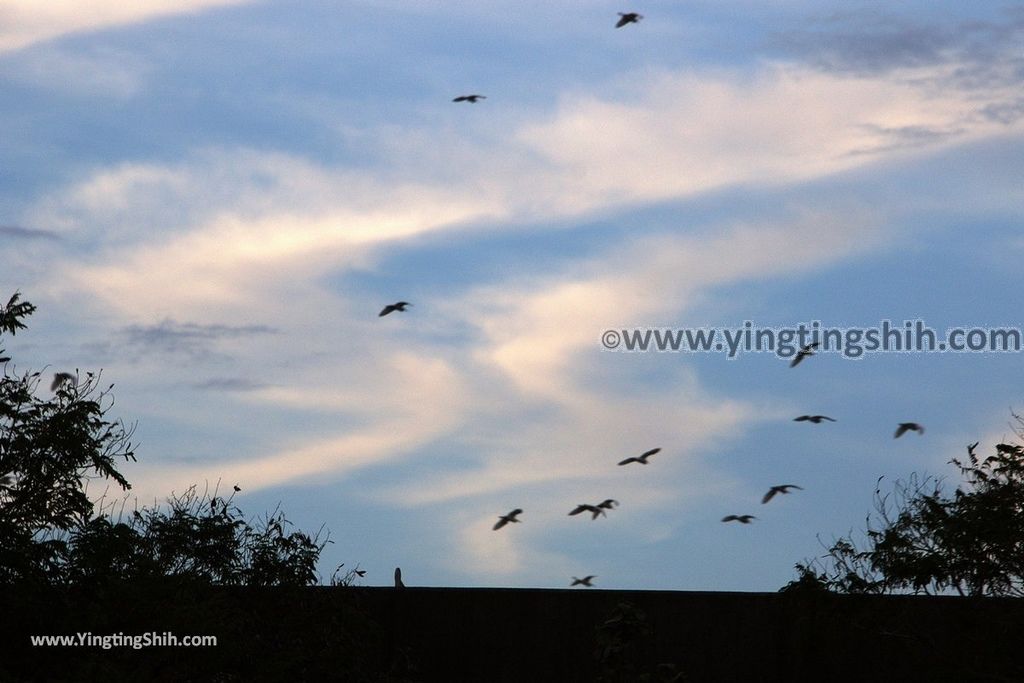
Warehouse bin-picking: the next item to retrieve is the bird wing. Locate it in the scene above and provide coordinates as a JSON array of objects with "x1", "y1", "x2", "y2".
[
  {"x1": 894, "y1": 424, "x2": 908, "y2": 438},
  {"x1": 617, "y1": 457, "x2": 637, "y2": 466},
  {"x1": 794, "y1": 416, "x2": 809, "y2": 421},
  {"x1": 761, "y1": 489, "x2": 777, "y2": 504},
  {"x1": 569, "y1": 505, "x2": 586, "y2": 516},
  {"x1": 493, "y1": 517, "x2": 508, "y2": 530},
  {"x1": 615, "y1": 16, "x2": 629, "y2": 27},
  {"x1": 722, "y1": 515, "x2": 737, "y2": 522},
  {"x1": 379, "y1": 305, "x2": 395, "y2": 316},
  {"x1": 641, "y1": 448, "x2": 661, "y2": 458},
  {"x1": 789, "y1": 354, "x2": 804, "y2": 367}
]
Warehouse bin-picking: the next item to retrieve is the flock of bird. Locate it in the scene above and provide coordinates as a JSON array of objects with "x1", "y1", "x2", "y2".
[
  {"x1": 368, "y1": 7, "x2": 933, "y2": 582},
  {"x1": 46, "y1": 11, "x2": 928, "y2": 591},
  {"x1": 377, "y1": 312, "x2": 925, "y2": 586}
]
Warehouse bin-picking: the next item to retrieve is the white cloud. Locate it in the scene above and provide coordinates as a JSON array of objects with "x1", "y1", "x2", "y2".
[
  {"x1": 514, "y1": 61, "x2": 1024, "y2": 214},
  {"x1": 27, "y1": 56, "x2": 1021, "y2": 320},
  {"x1": 0, "y1": 0, "x2": 253, "y2": 53},
  {"x1": 19, "y1": 53, "x2": 1024, "y2": 583},
  {"x1": 126, "y1": 350, "x2": 471, "y2": 503}
]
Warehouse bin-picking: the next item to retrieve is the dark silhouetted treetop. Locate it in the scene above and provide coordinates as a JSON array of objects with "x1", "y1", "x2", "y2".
[
  {"x1": 0, "y1": 293, "x2": 330, "y2": 587},
  {"x1": 783, "y1": 414, "x2": 1024, "y2": 596}
]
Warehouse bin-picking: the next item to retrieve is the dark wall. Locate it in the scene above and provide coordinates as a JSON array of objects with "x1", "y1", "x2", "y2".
[{"x1": 2, "y1": 585, "x2": 1022, "y2": 682}]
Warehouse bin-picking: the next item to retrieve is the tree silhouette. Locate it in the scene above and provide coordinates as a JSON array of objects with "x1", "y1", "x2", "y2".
[
  {"x1": 0, "y1": 292, "x2": 327, "y2": 586},
  {"x1": 783, "y1": 417, "x2": 1024, "y2": 596}
]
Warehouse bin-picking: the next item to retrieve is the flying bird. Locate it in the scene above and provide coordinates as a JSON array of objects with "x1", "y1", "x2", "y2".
[
  {"x1": 452, "y1": 95, "x2": 486, "y2": 103},
  {"x1": 571, "y1": 575, "x2": 596, "y2": 587},
  {"x1": 615, "y1": 12, "x2": 642, "y2": 28},
  {"x1": 721, "y1": 515, "x2": 756, "y2": 524},
  {"x1": 493, "y1": 508, "x2": 524, "y2": 530},
  {"x1": 967, "y1": 442, "x2": 979, "y2": 458},
  {"x1": 794, "y1": 415, "x2": 835, "y2": 423},
  {"x1": 232, "y1": 485, "x2": 241, "y2": 492},
  {"x1": 50, "y1": 372, "x2": 75, "y2": 392},
  {"x1": 569, "y1": 504, "x2": 606, "y2": 520},
  {"x1": 618, "y1": 447, "x2": 660, "y2": 466},
  {"x1": 597, "y1": 499, "x2": 619, "y2": 510},
  {"x1": 762, "y1": 484, "x2": 804, "y2": 504},
  {"x1": 354, "y1": 569, "x2": 367, "y2": 578},
  {"x1": 379, "y1": 301, "x2": 412, "y2": 317},
  {"x1": 789, "y1": 342, "x2": 820, "y2": 368},
  {"x1": 894, "y1": 422, "x2": 924, "y2": 438}
]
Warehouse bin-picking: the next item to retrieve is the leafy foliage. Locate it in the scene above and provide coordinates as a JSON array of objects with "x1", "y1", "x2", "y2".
[
  {"x1": 783, "y1": 420, "x2": 1024, "y2": 596},
  {"x1": 0, "y1": 292, "x2": 330, "y2": 587}
]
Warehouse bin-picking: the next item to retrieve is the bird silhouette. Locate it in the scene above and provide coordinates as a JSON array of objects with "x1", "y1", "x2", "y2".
[
  {"x1": 379, "y1": 301, "x2": 411, "y2": 317},
  {"x1": 762, "y1": 484, "x2": 803, "y2": 504},
  {"x1": 894, "y1": 422, "x2": 924, "y2": 438},
  {"x1": 615, "y1": 12, "x2": 642, "y2": 28},
  {"x1": 789, "y1": 342, "x2": 820, "y2": 367},
  {"x1": 50, "y1": 372, "x2": 75, "y2": 392},
  {"x1": 569, "y1": 503, "x2": 606, "y2": 520},
  {"x1": 721, "y1": 514, "x2": 756, "y2": 523},
  {"x1": 453, "y1": 95, "x2": 486, "y2": 103},
  {"x1": 232, "y1": 485, "x2": 241, "y2": 492},
  {"x1": 967, "y1": 441, "x2": 979, "y2": 457},
  {"x1": 394, "y1": 567, "x2": 405, "y2": 588},
  {"x1": 493, "y1": 508, "x2": 524, "y2": 530},
  {"x1": 794, "y1": 415, "x2": 835, "y2": 423},
  {"x1": 354, "y1": 569, "x2": 367, "y2": 578},
  {"x1": 597, "y1": 499, "x2": 618, "y2": 510},
  {"x1": 571, "y1": 575, "x2": 596, "y2": 586},
  {"x1": 618, "y1": 447, "x2": 660, "y2": 466}
]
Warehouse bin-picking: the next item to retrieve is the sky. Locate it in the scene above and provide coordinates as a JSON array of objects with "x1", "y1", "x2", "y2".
[{"x1": 1, "y1": 1, "x2": 1023, "y2": 591}]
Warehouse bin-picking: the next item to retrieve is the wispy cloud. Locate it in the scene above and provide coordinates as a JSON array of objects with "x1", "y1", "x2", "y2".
[
  {"x1": 121, "y1": 319, "x2": 277, "y2": 356},
  {"x1": 191, "y1": 376, "x2": 267, "y2": 392},
  {"x1": 30, "y1": 56, "x2": 1022, "y2": 326},
  {"x1": 0, "y1": 224, "x2": 61, "y2": 240},
  {"x1": 0, "y1": 0, "x2": 254, "y2": 54},
  {"x1": 771, "y1": 9, "x2": 1024, "y2": 79}
]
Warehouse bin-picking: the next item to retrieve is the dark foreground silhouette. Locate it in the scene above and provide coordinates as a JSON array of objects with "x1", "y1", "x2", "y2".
[{"x1": 2, "y1": 585, "x2": 1023, "y2": 682}]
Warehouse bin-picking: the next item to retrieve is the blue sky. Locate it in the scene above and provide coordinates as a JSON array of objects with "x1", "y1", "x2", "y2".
[{"x1": 2, "y1": 1, "x2": 1023, "y2": 590}]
